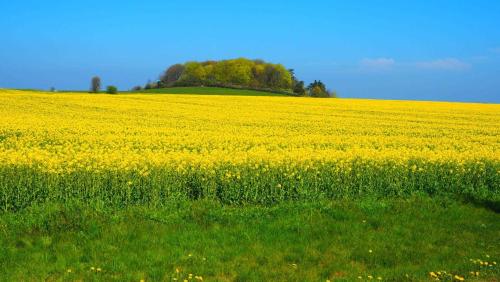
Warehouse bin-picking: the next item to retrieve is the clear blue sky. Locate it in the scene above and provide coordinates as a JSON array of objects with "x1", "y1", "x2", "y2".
[{"x1": 1, "y1": 0, "x2": 499, "y2": 102}]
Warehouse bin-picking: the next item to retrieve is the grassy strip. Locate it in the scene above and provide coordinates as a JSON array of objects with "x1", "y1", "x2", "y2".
[
  {"x1": 6, "y1": 87, "x2": 289, "y2": 96},
  {"x1": 0, "y1": 198, "x2": 498, "y2": 281},
  {"x1": 132, "y1": 87, "x2": 288, "y2": 96}
]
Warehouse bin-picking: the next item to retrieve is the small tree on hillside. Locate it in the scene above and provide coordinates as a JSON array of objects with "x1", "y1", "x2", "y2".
[
  {"x1": 307, "y1": 80, "x2": 329, "y2": 97},
  {"x1": 90, "y1": 76, "x2": 101, "y2": 93},
  {"x1": 160, "y1": 64, "x2": 185, "y2": 86}
]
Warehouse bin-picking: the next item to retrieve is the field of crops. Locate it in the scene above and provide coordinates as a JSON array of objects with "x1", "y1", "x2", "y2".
[{"x1": 0, "y1": 89, "x2": 498, "y2": 211}]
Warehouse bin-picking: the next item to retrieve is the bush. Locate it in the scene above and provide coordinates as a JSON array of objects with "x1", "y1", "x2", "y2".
[{"x1": 106, "y1": 86, "x2": 118, "y2": 94}]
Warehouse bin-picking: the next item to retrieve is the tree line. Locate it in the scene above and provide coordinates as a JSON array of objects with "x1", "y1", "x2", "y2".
[{"x1": 133, "y1": 58, "x2": 336, "y2": 97}]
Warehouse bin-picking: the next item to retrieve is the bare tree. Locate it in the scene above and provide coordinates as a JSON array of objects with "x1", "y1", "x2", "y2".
[
  {"x1": 90, "y1": 76, "x2": 101, "y2": 93},
  {"x1": 160, "y1": 64, "x2": 185, "y2": 86}
]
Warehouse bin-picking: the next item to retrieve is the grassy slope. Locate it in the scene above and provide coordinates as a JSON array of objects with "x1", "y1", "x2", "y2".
[
  {"x1": 1, "y1": 198, "x2": 498, "y2": 281},
  {"x1": 134, "y1": 87, "x2": 288, "y2": 96},
  {"x1": 5, "y1": 87, "x2": 288, "y2": 96}
]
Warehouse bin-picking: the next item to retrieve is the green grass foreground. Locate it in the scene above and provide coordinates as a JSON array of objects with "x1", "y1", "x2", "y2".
[{"x1": 0, "y1": 198, "x2": 498, "y2": 281}]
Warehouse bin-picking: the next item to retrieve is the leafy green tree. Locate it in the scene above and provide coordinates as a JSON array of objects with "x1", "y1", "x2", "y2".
[
  {"x1": 310, "y1": 86, "x2": 324, "y2": 97},
  {"x1": 179, "y1": 62, "x2": 207, "y2": 85},
  {"x1": 308, "y1": 80, "x2": 329, "y2": 97},
  {"x1": 251, "y1": 63, "x2": 267, "y2": 88},
  {"x1": 263, "y1": 64, "x2": 292, "y2": 90},
  {"x1": 226, "y1": 58, "x2": 253, "y2": 86},
  {"x1": 289, "y1": 69, "x2": 298, "y2": 85},
  {"x1": 293, "y1": 81, "x2": 306, "y2": 96}
]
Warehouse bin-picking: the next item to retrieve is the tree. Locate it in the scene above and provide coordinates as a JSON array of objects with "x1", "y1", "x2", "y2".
[
  {"x1": 144, "y1": 80, "x2": 153, "y2": 90},
  {"x1": 307, "y1": 80, "x2": 326, "y2": 92},
  {"x1": 293, "y1": 81, "x2": 306, "y2": 96},
  {"x1": 251, "y1": 63, "x2": 267, "y2": 88},
  {"x1": 156, "y1": 80, "x2": 164, "y2": 88},
  {"x1": 106, "y1": 85, "x2": 118, "y2": 94},
  {"x1": 263, "y1": 64, "x2": 292, "y2": 90},
  {"x1": 160, "y1": 64, "x2": 185, "y2": 86},
  {"x1": 90, "y1": 76, "x2": 101, "y2": 93},
  {"x1": 179, "y1": 62, "x2": 207, "y2": 85},
  {"x1": 310, "y1": 86, "x2": 325, "y2": 97},
  {"x1": 226, "y1": 58, "x2": 253, "y2": 86},
  {"x1": 289, "y1": 69, "x2": 298, "y2": 85},
  {"x1": 131, "y1": 85, "x2": 142, "y2": 91},
  {"x1": 307, "y1": 80, "x2": 329, "y2": 97}
]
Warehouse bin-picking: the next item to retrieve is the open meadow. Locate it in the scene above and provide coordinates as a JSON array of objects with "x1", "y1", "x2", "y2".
[{"x1": 0, "y1": 89, "x2": 499, "y2": 281}]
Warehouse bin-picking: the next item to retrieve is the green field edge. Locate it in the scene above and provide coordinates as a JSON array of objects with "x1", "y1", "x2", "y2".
[
  {"x1": 3, "y1": 87, "x2": 293, "y2": 97},
  {"x1": 1, "y1": 198, "x2": 499, "y2": 281}
]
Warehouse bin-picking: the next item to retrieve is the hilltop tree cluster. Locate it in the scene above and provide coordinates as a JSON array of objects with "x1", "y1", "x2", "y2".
[
  {"x1": 155, "y1": 58, "x2": 293, "y2": 92},
  {"x1": 135, "y1": 58, "x2": 336, "y2": 97}
]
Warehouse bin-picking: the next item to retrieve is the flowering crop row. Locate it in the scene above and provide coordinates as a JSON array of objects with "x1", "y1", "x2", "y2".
[{"x1": 0, "y1": 90, "x2": 498, "y2": 210}]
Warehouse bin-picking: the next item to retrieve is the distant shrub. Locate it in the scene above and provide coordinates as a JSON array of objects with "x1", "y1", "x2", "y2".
[
  {"x1": 106, "y1": 86, "x2": 118, "y2": 94},
  {"x1": 132, "y1": 86, "x2": 142, "y2": 91}
]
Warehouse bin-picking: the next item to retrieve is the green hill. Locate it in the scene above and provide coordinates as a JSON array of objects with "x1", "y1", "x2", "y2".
[{"x1": 134, "y1": 87, "x2": 289, "y2": 96}]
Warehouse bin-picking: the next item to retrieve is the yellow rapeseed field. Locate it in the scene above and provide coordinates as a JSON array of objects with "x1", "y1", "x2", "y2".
[{"x1": 0, "y1": 89, "x2": 498, "y2": 209}]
